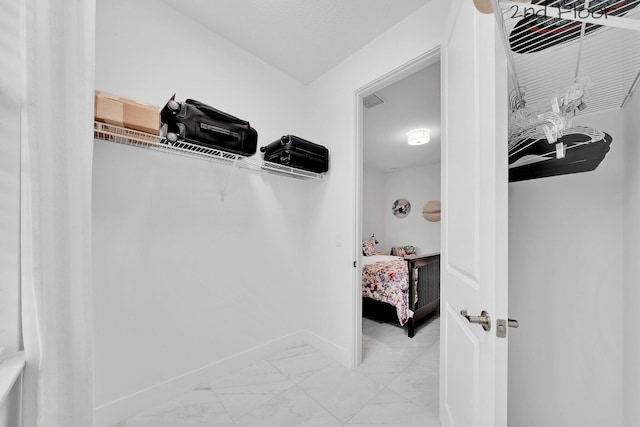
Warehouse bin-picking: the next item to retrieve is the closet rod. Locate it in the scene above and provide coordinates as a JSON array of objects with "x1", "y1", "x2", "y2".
[{"x1": 500, "y1": 0, "x2": 640, "y2": 32}]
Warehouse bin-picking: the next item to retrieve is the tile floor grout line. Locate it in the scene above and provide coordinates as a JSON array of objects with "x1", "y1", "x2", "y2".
[
  {"x1": 212, "y1": 375, "x2": 299, "y2": 423},
  {"x1": 290, "y1": 382, "x2": 346, "y2": 426},
  {"x1": 206, "y1": 380, "x2": 236, "y2": 424}
]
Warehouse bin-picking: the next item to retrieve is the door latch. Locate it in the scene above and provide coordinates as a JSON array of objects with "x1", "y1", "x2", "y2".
[
  {"x1": 496, "y1": 318, "x2": 519, "y2": 338},
  {"x1": 460, "y1": 310, "x2": 491, "y2": 331}
]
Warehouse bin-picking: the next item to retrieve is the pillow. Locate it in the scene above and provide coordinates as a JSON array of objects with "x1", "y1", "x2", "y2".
[
  {"x1": 391, "y1": 245, "x2": 416, "y2": 257},
  {"x1": 362, "y1": 240, "x2": 376, "y2": 256},
  {"x1": 391, "y1": 246, "x2": 404, "y2": 256}
]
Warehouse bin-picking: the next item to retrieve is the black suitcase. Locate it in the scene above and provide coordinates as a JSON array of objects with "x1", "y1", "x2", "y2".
[
  {"x1": 260, "y1": 135, "x2": 329, "y2": 173},
  {"x1": 160, "y1": 95, "x2": 258, "y2": 156}
]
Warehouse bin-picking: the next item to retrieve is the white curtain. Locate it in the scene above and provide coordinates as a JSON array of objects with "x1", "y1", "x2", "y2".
[
  {"x1": 20, "y1": 0, "x2": 96, "y2": 425},
  {"x1": 0, "y1": 0, "x2": 23, "y2": 355}
]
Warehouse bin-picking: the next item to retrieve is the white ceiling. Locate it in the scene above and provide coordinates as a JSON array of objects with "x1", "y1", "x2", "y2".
[
  {"x1": 158, "y1": 0, "x2": 431, "y2": 84},
  {"x1": 363, "y1": 61, "x2": 441, "y2": 172}
]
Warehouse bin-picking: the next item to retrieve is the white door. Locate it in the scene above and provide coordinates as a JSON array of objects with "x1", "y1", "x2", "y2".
[{"x1": 440, "y1": 0, "x2": 509, "y2": 426}]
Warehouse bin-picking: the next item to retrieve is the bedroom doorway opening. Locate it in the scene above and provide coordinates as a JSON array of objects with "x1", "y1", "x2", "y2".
[{"x1": 354, "y1": 47, "x2": 442, "y2": 375}]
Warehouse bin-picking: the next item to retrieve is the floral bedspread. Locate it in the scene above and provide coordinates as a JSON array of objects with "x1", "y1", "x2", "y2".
[{"x1": 362, "y1": 258, "x2": 410, "y2": 325}]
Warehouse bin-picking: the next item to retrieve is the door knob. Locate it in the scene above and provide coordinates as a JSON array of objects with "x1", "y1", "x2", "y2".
[{"x1": 460, "y1": 310, "x2": 491, "y2": 331}]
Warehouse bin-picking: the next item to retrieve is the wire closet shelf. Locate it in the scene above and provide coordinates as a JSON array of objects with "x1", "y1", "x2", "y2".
[
  {"x1": 489, "y1": 0, "x2": 640, "y2": 161},
  {"x1": 93, "y1": 122, "x2": 326, "y2": 180},
  {"x1": 493, "y1": 0, "x2": 640, "y2": 114}
]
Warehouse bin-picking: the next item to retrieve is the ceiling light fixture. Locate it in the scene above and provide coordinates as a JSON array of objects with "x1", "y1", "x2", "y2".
[{"x1": 407, "y1": 128, "x2": 430, "y2": 146}]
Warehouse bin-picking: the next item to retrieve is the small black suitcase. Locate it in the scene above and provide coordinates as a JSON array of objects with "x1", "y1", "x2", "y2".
[
  {"x1": 160, "y1": 95, "x2": 258, "y2": 156},
  {"x1": 260, "y1": 135, "x2": 329, "y2": 173}
]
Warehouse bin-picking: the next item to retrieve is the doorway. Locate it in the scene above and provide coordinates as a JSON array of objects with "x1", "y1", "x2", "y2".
[{"x1": 354, "y1": 47, "x2": 442, "y2": 365}]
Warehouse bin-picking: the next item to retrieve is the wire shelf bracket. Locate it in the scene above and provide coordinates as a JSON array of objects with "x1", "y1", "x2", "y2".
[{"x1": 220, "y1": 157, "x2": 238, "y2": 201}]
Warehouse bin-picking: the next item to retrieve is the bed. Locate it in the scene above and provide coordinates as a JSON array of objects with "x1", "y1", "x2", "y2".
[{"x1": 362, "y1": 252, "x2": 440, "y2": 338}]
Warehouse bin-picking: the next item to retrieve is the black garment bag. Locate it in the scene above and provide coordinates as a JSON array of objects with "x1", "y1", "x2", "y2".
[{"x1": 509, "y1": 132, "x2": 612, "y2": 182}]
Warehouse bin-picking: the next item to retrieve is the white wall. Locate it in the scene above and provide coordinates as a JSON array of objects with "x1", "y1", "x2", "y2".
[
  {"x1": 508, "y1": 109, "x2": 625, "y2": 427},
  {"x1": 94, "y1": 0, "x2": 314, "y2": 423},
  {"x1": 304, "y1": 0, "x2": 449, "y2": 365},
  {"x1": 0, "y1": 0, "x2": 22, "y2": 354},
  {"x1": 383, "y1": 164, "x2": 441, "y2": 254},
  {"x1": 362, "y1": 166, "x2": 387, "y2": 247},
  {"x1": 622, "y1": 91, "x2": 640, "y2": 426},
  {"x1": 363, "y1": 164, "x2": 441, "y2": 254}
]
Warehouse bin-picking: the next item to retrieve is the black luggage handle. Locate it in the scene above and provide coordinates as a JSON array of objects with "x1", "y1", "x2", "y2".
[
  {"x1": 259, "y1": 136, "x2": 291, "y2": 153},
  {"x1": 185, "y1": 99, "x2": 249, "y2": 126}
]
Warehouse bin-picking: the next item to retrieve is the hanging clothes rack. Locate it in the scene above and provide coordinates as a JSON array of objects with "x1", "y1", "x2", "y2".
[
  {"x1": 490, "y1": 0, "x2": 640, "y2": 113},
  {"x1": 485, "y1": 0, "x2": 640, "y2": 182}
]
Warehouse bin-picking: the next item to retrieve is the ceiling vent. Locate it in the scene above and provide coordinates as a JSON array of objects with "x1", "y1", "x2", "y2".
[{"x1": 363, "y1": 93, "x2": 385, "y2": 109}]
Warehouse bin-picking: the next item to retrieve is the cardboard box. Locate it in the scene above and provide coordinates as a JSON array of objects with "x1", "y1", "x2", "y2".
[{"x1": 95, "y1": 91, "x2": 160, "y2": 135}]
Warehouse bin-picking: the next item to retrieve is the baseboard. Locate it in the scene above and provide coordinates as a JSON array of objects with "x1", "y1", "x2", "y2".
[
  {"x1": 302, "y1": 330, "x2": 351, "y2": 368},
  {"x1": 94, "y1": 332, "x2": 305, "y2": 427}
]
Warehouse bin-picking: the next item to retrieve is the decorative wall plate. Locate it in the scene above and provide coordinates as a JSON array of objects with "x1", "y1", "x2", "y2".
[
  {"x1": 392, "y1": 198, "x2": 411, "y2": 218},
  {"x1": 423, "y1": 200, "x2": 441, "y2": 222}
]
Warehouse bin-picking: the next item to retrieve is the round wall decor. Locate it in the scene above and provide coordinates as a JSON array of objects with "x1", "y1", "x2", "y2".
[
  {"x1": 392, "y1": 198, "x2": 411, "y2": 218},
  {"x1": 423, "y1": 200, "x2": 441, "y2": 222}
]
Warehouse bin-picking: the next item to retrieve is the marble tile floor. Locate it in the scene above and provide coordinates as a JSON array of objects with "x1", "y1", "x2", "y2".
[{"x1": 115, "y1": 316, "x2": 440, "y2": 427}]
